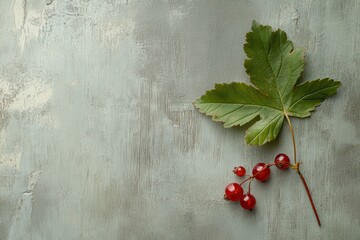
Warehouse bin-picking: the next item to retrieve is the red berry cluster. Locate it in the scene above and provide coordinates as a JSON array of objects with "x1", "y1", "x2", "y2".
[{"x1": 224, "y1": 153, "x2": 290, "y2": 210}]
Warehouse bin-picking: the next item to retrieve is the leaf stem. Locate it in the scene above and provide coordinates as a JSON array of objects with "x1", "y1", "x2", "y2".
[
  {"x1": 284, "y1": 112, "x2": 297, "y2": 164},
  {"x1": 284, "y1": 112, "x2": 321, "y2": 226}
]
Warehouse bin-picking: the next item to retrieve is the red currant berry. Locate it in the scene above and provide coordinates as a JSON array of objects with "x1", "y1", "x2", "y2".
[
  {"x1": 240, "y1": 193, "x2": 256, "y2": 210},
  {"x1": 252, "y1": 162, "x2": 271, "y2": 182},
  {"x1": 274, "y1": 153, "x2": 290, "y2": 170},
  {"x1": 233, "y1": 166, "x2": 246, "y2": 177},
  {"x1": 224, "y1": 183, "x2": 243, "y2": 201}
]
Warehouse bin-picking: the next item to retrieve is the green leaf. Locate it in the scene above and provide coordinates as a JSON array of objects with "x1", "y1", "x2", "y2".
[
  {"x1": 194, "y1": 21, "x2": 341, "y2": 146},
  {"x1": 288, "y1": 78, "x2": 341, "y2": 117}
]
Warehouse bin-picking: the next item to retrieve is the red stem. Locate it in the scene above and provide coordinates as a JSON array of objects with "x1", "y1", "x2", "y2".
[
  {"x1": 298, "y1": 171, "x2": 321, "y2": 227},
  {"x1": 285, "y1": 113, "x2": 320, "y2": 226}
]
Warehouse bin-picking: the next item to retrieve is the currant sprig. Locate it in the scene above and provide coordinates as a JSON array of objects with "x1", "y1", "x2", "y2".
[
  {"x1": 224, "y1": 151, "x2": 321, "y2": 227},
  {"x1": 224, "y1": 161, "x2": 276, "y2": 210},
  {"x1": 223, "y1": 112, "x2": 322, "y2": 226}
]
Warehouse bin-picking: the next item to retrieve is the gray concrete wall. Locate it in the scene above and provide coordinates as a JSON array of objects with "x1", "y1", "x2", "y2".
[{"x1": 0, "y1": 0, "x2": 359, "y2": 239}]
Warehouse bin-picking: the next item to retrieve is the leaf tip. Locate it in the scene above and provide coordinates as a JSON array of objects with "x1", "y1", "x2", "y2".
[
  {"x1": 335, "y1": 80, "x2": 342, "y2": 87},
  {"x1": 193, "y1": 98, "x2": 201, "y2": 109},
  {"x1": 251, "y1": 20, "x2": 259, "y2": 28}
]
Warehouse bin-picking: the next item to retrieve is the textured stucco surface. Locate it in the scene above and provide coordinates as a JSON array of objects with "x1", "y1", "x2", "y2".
[{"x1": 0, "y1": 0, "x2": 359, "y2": 239}]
